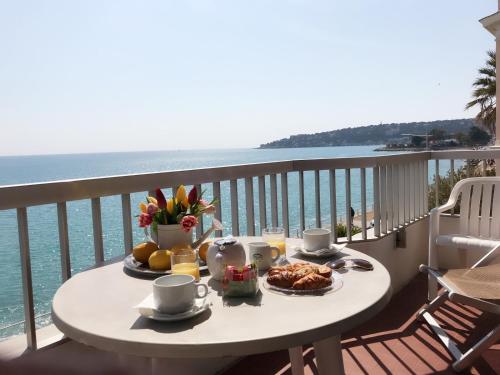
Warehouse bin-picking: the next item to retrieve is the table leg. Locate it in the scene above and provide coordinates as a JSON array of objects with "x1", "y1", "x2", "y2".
[
  {"x1": 288, "y1": 346, "x2": 305, "y2": 375},
  {"x1": 313, "y1": 335, "x2": 344, "y2": 375}
]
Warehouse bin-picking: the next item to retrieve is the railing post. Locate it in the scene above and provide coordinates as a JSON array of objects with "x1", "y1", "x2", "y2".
[
  {"x1": 360, "y1": 168, "x2": 367, "y2": 240},
  {"x1": 315, "y1": 170, "x2": 321, "y2": 228},
  {"x1": 57, "y1": 202, "x2": 71, "y2": 280},
  {"x1": 299, "y1": 171, "x2": 305, "y2": 234},
  {"x1": 230, "y1": 179, "x2": 239, "y2": 236},
  {"x1": 213, "y1": 182, "x2": 223, "y2": 237},
  {"x1": 281, "y1": 173, "x2": 290, "y2": 237},
  {"x1": 91, "y1": 198, "x2": 104, "y2": 263},
  {"x1": 329, "y1": 170, "x2": 337, "y2": 243},
  {"x1": 121, "y1": 194, "x2": 133, "y2": 255},
  {"x1": 195, "y1": 184, "x2": 203, "y2": 235},
  {"x1": 17, "y1": 207, "x2": 37, "y2": 350},
  {"x1": 345, "y1": 169, "x2": 352, "y2": 241},
  {"x1": 245, "y1": 177, "x2": 255, "y2": 236},
  {"x1": 270, "y1": 174, "x2": 278, "y2": 227},
  {"x1": 435, "y1": 159, "x2": 440, "y2": 207},
  {"x1": 373, "y1": 166, "x2": 380, "y2": 237},
  {"x1": 380, "y1": 165, "x2": 387, "y2": 234},
  {"x1": 258, "y1": 176, "x2": 267, "y2": 233}
]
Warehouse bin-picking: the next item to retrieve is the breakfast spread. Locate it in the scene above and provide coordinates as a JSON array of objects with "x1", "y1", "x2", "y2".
[{"x1": 267, "y1": 262, "x2": 332, "y2": 290}]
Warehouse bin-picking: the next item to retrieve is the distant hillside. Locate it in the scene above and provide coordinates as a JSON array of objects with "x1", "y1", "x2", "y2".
[{"x1": 259, "y1": 119, "x2": 476, "y2": 148}]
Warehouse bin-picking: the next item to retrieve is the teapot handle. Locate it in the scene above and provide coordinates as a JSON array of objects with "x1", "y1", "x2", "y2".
[{"x1": 214, "y1": 252, "x2": 224, "y2": 271}]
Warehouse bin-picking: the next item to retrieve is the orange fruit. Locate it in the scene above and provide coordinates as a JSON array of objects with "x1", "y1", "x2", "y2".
[{"x1": 198, "y1": 242, "x2": 211, "y2": 263}]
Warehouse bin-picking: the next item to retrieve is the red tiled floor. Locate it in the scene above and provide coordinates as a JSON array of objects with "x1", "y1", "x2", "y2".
[{"x1": 223, "y1": 274, "x2": 500, "y2": 375}]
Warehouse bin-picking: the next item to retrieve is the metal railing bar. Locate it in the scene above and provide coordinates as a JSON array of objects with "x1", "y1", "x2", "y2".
[
  {"x1": 230, "y1": 179, "x2": 239, "y2": 236},
  {"x1": 315, "y1": 170, "x2": 321, "y2": 228},
  {"x1": 195, "y1": 184, "x2": 203, "y2": 236},
  {"x1": 258, "y1": 176, "x2": 267, "y2": 233},
  {"x1": 57, "y1": 202, "x2": 71, "y2": 281},
  {"x1": 17, "y1": 207, "x2": 37, "y2": 350},
  {"x1": 435, "y1": 159, "x2": 440, "y2": 208},
  {"x1": 121, "y1": 194, "x2": 133, "y2": 255},
  {"x1": 281, "y1": 173, "x2": 290, "y2": 237},
  {"x1": 212, "y1": 181, "x2": 223, "y2": 237},
  {"x1": 329, "y1": 170, "x2": 337, "y2": 243},
  {"x1": 345, "y1": 168, "x2": 352, "y2": 241},
  {"x1": 270, "y1": 174, "x2": 278, "y2": 227},
  {"x1": 360, "y1": 168, "x2": 367, "y2": 240},
  {"x1": 91, "y1": 198, "x2": 104, "y2": 263},
  {"x1": 373, "y1": 166, "x2": 380, "y2": 237},
  {"x1": 299, "y1": 171, "x2": 305, "y2": 234},
  {"x1": 380, "y1": 166, "x2": 387, "y2": 234},
  {"x1": 245, "y1": 177, "x2": 255, "y2": 236}
]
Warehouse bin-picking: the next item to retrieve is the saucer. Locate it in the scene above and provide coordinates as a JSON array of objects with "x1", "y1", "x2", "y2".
[
  {"x1": 135, "y1": 294, "x2": 210, "y2": 322},
  {"x1": 294, "y1": 243, "x2": 346, "y2": 258}
]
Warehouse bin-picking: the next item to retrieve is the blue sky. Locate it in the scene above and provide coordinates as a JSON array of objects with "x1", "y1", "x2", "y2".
[{"x1": 0, "y1": 0, "x2": 496, "y2": 155}]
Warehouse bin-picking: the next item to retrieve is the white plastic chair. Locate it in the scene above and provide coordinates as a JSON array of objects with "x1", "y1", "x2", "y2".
[{"x1": 420, "y1": 177, "x2": 500, "y2": 371}]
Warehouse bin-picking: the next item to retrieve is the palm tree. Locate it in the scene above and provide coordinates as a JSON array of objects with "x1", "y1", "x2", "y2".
[{"x1": 465, "y1": 50, "x2": 496, "y2": 136}]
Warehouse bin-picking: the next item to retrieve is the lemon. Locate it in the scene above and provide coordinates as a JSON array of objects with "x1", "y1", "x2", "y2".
[
  {"x1": 198, "y1": 241, "x2": 211, "y2": 263},
  {"x1": 132, "y1": 242, "x2": 159, "y2": 264},
  {"x1": 148, "y1": 250, "x2": 172, "y2": 270}
]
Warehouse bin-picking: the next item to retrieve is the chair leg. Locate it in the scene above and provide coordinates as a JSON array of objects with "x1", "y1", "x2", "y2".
[
  {"x1": 452, "y1": 325, "x2": 500, "y2": 372},
  {"x1": 417, "y1": 291, "x2": 448, "y2": 322}
]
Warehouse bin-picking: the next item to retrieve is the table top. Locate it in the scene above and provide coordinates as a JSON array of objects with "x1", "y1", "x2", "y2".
[{"x1": 52, "y1": 237, "x2": 391, "y2": 358}]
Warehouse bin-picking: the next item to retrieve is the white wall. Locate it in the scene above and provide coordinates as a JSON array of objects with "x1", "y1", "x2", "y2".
[{"x1": 349, "y1": 218, "x2": 429, "y2": 293}]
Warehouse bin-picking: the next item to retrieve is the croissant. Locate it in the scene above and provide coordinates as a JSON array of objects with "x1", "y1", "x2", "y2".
[
  {"x1": 316, "y1": 265, "x2": 332, "y2": 279},
  {"x1": 292, "y1": 265, "x2": 317, "y2": 278},
  {"x1": 267, "y1": 271, "x2": 300, "y2": 288},
  {"x1": 292, "y1": 273, "x2": 332, "y2": 290}
]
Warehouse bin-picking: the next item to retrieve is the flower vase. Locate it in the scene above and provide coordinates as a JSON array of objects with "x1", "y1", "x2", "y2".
[{"x1": 153, "y1": 224, "x2": 193, "y2": 249}]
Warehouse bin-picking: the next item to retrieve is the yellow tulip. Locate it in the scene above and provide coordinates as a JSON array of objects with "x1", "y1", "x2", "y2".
[
  {"x1": 139, "y1": 202, "x2": 147, "y2": 213},
  {"x1": 166, "y1": 198, "x2": 174, "y2": 214},
  {"x1": 182, "y1": 196, "x2": 189, "y2": 207},
  {"x1": 146, "y1": 196, "x2": 158, "y2": 205},
  {"x1": 176, "y1": 185, "x2": 187, "y2": 204}
]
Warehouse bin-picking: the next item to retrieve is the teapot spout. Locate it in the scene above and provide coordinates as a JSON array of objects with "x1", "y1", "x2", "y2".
[{"x1": 191, "y1": 218, "x2": 224, "y2": 249}]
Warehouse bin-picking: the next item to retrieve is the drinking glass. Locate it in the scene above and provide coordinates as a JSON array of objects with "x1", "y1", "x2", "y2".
[
  {"x1": 262, "y1": 227, "x2": 286, "y2": 256},
  {"x1": 171, "y1": 249, "x2": 201, "y2": 281}
]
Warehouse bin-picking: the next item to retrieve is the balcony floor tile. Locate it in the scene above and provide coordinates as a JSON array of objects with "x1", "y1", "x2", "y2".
[{"x1": 223, "y1": 273, "x2": 500, "y2": 375}]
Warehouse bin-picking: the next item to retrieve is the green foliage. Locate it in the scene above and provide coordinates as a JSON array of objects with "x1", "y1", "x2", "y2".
[
  {"x1": 468, "y1": 126, "x2": 491, "y2": 146},
  {"x1": 465, "y1": 50, "x2": 496, "y2": 135},
  {"x1": 259, "y1": 119, "x2": 475, "y2": 148},
  {"x1": 335, "y1": 223, "x2": 362, "y2": 238},
  {"x1": 428, "y1": 162, "x2": 496, "y2": 211}
]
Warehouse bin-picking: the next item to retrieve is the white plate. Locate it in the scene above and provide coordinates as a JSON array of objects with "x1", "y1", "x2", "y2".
[
  {"x1": 263, "y1": 272, "x2": 343, "y2": 296},
  {"x1": 294, "y1": 243, "x2": 346, "y2": 258},
  {"x1": 136, "y1": 296, "x2": 210, "y2": 322}
]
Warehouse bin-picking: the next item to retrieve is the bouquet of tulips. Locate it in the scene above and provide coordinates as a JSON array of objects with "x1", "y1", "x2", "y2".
[{"x1": 138, "y1": 185, "x2": 217, "y2": 233}]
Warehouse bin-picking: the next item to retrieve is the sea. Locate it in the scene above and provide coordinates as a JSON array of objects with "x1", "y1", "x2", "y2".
[{"x1": 0, "y1": 146, "x2": 453, "y2": 340}]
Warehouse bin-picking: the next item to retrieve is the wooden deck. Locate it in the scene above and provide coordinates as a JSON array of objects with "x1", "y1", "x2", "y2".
[{"x1": 224, "y1": 273, "x2": 500, "y2": 375}]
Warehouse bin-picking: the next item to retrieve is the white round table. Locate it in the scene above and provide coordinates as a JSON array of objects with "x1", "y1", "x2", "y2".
[{"x1": 52, "y1": 237, "x2": 391, "y2": 375}]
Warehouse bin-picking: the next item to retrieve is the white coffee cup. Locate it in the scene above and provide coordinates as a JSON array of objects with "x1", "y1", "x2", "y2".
[
  {"x1": 248, "y1": 241, "x2": 280, "y2": 270},
  {"x1": 153, "y1": 274, "x2": 208, "y2": 314},
  {"x1": 303, "y1": 228, "x2": 331, "y2": 251}
]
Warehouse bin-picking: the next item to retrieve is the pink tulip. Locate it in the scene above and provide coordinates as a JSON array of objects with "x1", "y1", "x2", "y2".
[
  {"x1": 138, "y1": 213, "x2": 153, "y2": 227},
  {"x1": 180, "y1": 215, "x2": 198, "y2": 232}
]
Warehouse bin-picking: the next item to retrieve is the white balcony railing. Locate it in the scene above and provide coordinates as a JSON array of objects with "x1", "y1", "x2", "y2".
[{"x1": 1, "y1": 149, "x2": 499, "y2": 350}]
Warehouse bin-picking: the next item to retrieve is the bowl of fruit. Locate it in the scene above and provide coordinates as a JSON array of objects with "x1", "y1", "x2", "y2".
[{"x1": 123, "y1": 241, "x2": 210, "y2": 279}]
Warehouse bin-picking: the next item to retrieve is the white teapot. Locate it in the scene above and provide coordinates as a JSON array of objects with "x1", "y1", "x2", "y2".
[{"x1": 206, "y1": 237, "x2": 246, "y2": 281}]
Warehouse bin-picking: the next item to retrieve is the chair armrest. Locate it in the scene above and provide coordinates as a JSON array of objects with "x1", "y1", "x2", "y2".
[{"x1": 430, "y1": 197, "x2": 457, "y2": 216}]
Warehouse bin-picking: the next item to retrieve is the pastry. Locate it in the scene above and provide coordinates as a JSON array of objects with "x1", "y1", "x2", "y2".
[
  {"x1": 292, "y1": 273, "x2": 332, "y2": 290},
  {"x1": 267, "y1": 271, "x2": 300, "y2": 288}
]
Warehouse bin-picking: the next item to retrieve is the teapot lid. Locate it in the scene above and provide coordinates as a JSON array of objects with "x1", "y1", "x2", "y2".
[{"x1": 214, "y1": 236, "x2": 238, "y2": 248}]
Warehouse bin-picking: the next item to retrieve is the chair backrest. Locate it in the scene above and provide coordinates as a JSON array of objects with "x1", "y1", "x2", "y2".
[{"x1": 452, "y1": 177, "x2": 500, "y2": 239}]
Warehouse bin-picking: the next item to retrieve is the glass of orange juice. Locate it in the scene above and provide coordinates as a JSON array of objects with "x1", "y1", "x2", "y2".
[
  {"x1": 171, "y1": 249, "x2": 201, "y2": 281},
  {"x1": 262, "y1": 227, "x2": 286, "y2": 256}
]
